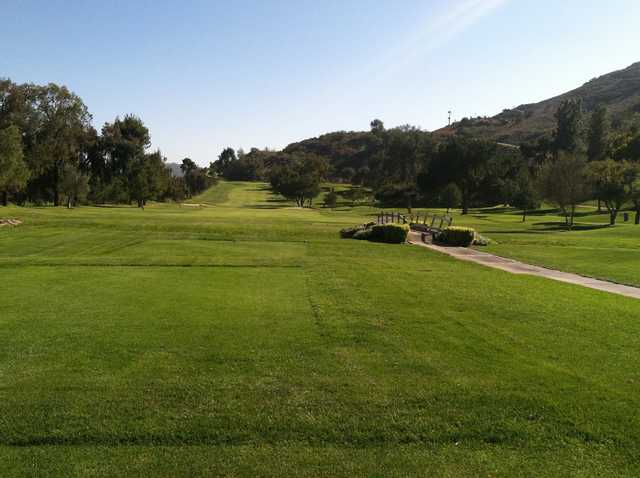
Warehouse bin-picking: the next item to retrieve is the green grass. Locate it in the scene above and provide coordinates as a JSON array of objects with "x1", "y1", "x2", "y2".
[
  {"x1": 185, "y1": 180, "x2": 238, "y2": 205},
  {"x1": 444, "y1": 205, "x2": 640, "y2": 287},
  {"x1": 1, "y1": 182, "x2": 640, "y2": 476}
]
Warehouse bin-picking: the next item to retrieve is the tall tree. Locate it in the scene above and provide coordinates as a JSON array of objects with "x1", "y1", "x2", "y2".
[
  {"x1": 585, "y1": 159, "x2": 630, "y2": 225},
  {"x1": 180, "y1": 157, "x2": 198, "y2": 197},
  {"x1": 213, "y1": 147, "x2": 237, "y2": 176},
  {"x1": 553, "y1": 99, "x2": 584, "y2": 154},
  {"x1": 626, "y1": 162, "x2": 640, "y2": 225},
  {"x1": 100, "y1": 115, "x2": 150, "y2": 182},
  {"x1": 28, "y1": 84, "x2": 93, "y2": 205},
  {"x1": 428, "y1": 137, "x2": 495, "y2": 214},
  {"x1": 370, "y1": 119, "x2": 385, "y2": 134},
  {"x1": 60, "y1": 162, "x2": 89, "y2": 208},
  {"x1": 537, "y1": 152, "x2": 590, "y2": 228},
  {"x1": 587, "y1": 104, "x2": 610, "y2": 162},
  {"x1": 440, "y1": 183, "x2": 462, "y2": 213},
  {"x1": 510, "y1": 168, "x2": 539, "y2": 222},
  {"x1": 323, "y1": 188, "x2": 338, "y2": 209},
  {"x1": 375, "y1": 126, "x2": 435, "y2": 212},
  {"x1": 269, "y1": 153, "x2": 328, "y2": 207},
  {"x1": 0, "y1": 125, "x2": 30, "y2": 206},
  {"x1": 129, "y1": 150, "x2": 169, "y2": 208}
]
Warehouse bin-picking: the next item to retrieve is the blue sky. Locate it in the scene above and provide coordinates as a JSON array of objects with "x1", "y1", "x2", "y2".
[{"x1": 2, "y1": 0, "x2": 639, "y2": 165}]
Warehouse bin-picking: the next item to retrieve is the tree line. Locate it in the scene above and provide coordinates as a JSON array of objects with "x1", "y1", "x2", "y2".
[
  {"x1": 210, "y1": 100, "x2": 640, "y2": 226},
  {"x1": 0, "y1": 80, "x2": 214, "y2": 207},
  {"x1": 523, "y1": 100, "x2": 640, "y2": 225},
  {"x1": 4, "y1": 78, "x2": 640, "y2": 224}
]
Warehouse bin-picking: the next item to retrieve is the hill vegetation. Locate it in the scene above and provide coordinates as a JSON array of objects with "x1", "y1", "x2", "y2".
[{"x1": 436, "y1": 61, "x2": 640, "y2": 144}]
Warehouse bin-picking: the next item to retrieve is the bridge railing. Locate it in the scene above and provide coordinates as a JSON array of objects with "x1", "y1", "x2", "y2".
[{"x1": 376, "y1": 211, "x2": 452, "y2": 231}]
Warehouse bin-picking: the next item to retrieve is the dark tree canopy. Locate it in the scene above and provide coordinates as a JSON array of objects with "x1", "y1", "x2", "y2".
[
  {"x1": 424, "y1": 137, "x2": 496, "y2": 214},
  {"x1": 537, "y1": 152, "x2": 590, "y2": 227},
  {"x1": 0, "y1": 79, "x2": 214, "y2": 207},
  {"x1": 587, "y1": 105, "x2": 610, "y2": 162},
  {"x1": 269, "y1": 153, "x2": 328, "y2": 207},
  {"x1": 0, "y1": 125, "x2": 29, "y2": 206},
  {"x1": 554, "y1": 98, "x2": 584, "y2": 154}
]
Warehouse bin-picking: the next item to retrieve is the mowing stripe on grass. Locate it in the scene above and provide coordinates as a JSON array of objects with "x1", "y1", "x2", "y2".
[{"x1": 408, "y1": 231, "x2": 640, "y2": 299}]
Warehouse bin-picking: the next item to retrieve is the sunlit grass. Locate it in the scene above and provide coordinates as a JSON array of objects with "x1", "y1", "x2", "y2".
[{"x1": 1, "y1": 182, "x2": 639, "y2": 476}]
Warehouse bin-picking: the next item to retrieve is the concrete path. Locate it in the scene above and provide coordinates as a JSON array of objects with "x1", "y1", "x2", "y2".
[{"x1": 407, "y1": 231, "x2": 640, "y2": 300}]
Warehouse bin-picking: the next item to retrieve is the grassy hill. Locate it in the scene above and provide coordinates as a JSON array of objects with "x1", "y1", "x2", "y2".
[
  {"x1": 2, "y1": 183, "x2": 640, "y2": 475},
  {"x1": 436, "y1": 61, "x2": 640, "y2": 144}
]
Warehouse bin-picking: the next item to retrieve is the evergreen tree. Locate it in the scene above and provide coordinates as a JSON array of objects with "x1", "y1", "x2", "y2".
[
  {"x1": 587, "y1": 105, "x2": 610, "y2": 162},
  {"x1": 440, "y1": 183, "x2": 462, "y2": 213},
  {"x1": 554, "y1": 99, "x2": 584, "y2": 154}
]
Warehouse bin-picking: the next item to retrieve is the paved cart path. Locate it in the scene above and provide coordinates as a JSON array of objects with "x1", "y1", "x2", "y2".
[{"x1": 408, "y1": 231, "x2": 640, "y2": 300}]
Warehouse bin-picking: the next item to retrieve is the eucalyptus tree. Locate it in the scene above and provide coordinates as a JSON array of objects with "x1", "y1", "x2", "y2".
[
  {"x1": 0, "y1": 125, "x2": 29, "y2": 205},
  {"x1": 28, "y1": 84, "x2": 93, "y2": 205}
]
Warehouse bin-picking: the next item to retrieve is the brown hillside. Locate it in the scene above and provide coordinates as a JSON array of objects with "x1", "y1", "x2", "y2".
[{"x1": 435, "y1": 62, "x2": 640, "y2": 144}]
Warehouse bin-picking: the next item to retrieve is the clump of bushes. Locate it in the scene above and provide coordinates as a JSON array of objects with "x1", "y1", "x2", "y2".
[
  {"x1": 339, "y1": 222, "x2": 375, "y2": 238},
  {"x1": 340, "y1": 226, "x2": 363, "y2": 239},
  {"x1": 352, "y1": 229, "x2": 373, "y2": 240},
  {"x1": 340, "y1": 222, "x2": 408, "y2": 244},
  {"x1": 435, "y1": 226, "x2": 476, "y2": 247},
  {"x1": 369, "y1": 223, "x2": 409, "y2": 244}
]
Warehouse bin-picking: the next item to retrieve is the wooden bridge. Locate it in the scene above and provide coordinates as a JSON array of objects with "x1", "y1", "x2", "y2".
[{"x1": 376, "y1": 211, "x2": 453, "y2": 239}]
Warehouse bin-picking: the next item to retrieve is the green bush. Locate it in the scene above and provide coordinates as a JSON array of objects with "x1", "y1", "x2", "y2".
[
  {"x1": 340, "y1": 222, "x2": 375, "y2": 239},
  {"x1": 340, "y1": 225, "x2": 364, "y2": 238},
  {"x1": 324, "y1": 190, "x2": 338, "y2": 208},
  {"x1": 340, "y1": 222, "x2": 407, "y2": 244},
  {"x1": 437, "y1": 226, "x2": 476, "y2": 247},
  {"x1": 352, "y1": 229, "x2": 373, "y2": 240},
  {"x1": 370, "y1": 223, "x2": 409, "y2": 244}
]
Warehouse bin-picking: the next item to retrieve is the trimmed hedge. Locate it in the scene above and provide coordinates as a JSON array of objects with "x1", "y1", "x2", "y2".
[
  {"x1": 352, "y1": 229, "x2": 373, "y2": 240},
  {"x1": 340, "y1": 226, "x2": 363, "y2": 239},
  {"x1": 436, "y1": 226, "x2": 476, "y2": 247},
  {"x1": 340, "y1": 222, "x2": 376, "y2": 239},
  {"x1": 340, "y1": 222, "x2": 408, "y2": 244},
  {"x1": 370, "y1": 223, "x2": 409, "y2": 244}
]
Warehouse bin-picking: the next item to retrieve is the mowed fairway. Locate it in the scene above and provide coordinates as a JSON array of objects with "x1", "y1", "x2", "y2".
[
  {"x1": 2, "y1": 182, "x2": 640, "y2": 476},
  {"x1": 451, "y1": 207, "x2": 640, "y2": 288}
]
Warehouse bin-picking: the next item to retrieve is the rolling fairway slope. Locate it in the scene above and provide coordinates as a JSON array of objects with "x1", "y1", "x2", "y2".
[{"x1": 2, "y1": 183, "x2": 640, "y2": 476}]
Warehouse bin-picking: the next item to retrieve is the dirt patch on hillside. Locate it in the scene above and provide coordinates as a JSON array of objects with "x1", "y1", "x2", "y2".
[{"x1": 0, "y1": 219, "x2": 22, "y2": 227}]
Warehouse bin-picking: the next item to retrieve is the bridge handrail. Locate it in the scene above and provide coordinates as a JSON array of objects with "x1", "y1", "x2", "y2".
[{"x1": 376, "y1": 211, "x2": 452, "y2": 231}]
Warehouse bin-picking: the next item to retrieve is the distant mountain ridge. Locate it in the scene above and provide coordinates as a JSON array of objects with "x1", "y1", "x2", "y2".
[{"x1": 435, "y1": 61, "x2": 640, "y2": 144}]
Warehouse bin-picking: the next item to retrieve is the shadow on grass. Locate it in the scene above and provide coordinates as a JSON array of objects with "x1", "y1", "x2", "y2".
[
  {"x1": 517, "y1": 208, "x2": 561, "y2": 216},
  {"x1": 241, "y1": 185, "x2": 293, "y2": 209},
  {"x1": 245, "y1": 204, "x2": 291, "y2": 210},
  {"x1": 243, "y1": 198, "x2": 291, "y2": 209},
  {"x1": 533, "y1": 221, "x2": 611, "y2": 231},
  {"x1": 474, "y1": 206, "x2": 518, "y2": 214},
  {"x1": 482, "y1": 229, "x2": 550, "y2": 235},
  {"x1": 94, "y1": 204, "x2": 139, "y2": 209}
]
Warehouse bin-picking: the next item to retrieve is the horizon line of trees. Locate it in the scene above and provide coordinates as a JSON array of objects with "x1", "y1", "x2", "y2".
[
  {"x1": 0, "y1": 79, "x2": 213, "y2": 208},
  {"x1": 210, "y1": 102, "x2": 640, "y2": 224},
  {"x1": 4, "y1": 78, "x2": 640, "y2": 226}
]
